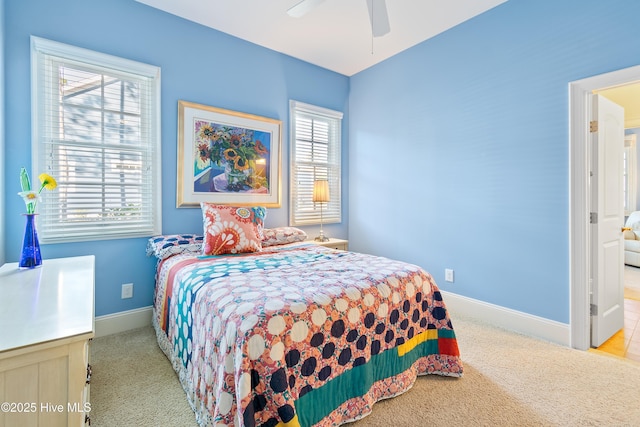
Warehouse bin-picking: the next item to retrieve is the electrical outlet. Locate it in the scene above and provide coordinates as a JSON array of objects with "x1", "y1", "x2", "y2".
[
  {"x1": 121, "y1": 283, "x2": 134, "y2": 299},
  {"x1": 445, "y1": 269, "x2": 454, "y2": 283}
]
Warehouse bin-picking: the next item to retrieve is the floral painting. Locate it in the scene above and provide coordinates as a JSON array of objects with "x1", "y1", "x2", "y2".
[
  {"x1": 177, "y1": 101, "x2": 281, "y2": 207},
  {"x1": 193, "y1": 121, "x2": 270, "y2": 193}
]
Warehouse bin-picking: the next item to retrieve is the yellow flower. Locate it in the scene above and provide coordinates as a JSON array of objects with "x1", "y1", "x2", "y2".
[
  {"x1": 39, "y1": 173, "x2": 57, "y2": 191},
  {"x1": 199, "y1": 124, "x2": 214, "y2": 140},
  {"x1": 223, "y1": 148, "x2": 238, "y2": 161},
  {"x1": 234, "y1": 157, "x2": 250, "y2": 171}
]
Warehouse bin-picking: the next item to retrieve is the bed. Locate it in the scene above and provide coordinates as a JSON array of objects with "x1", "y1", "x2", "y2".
[{"x1": 149, "y1": 212, "x2": 463, "y2": 427}]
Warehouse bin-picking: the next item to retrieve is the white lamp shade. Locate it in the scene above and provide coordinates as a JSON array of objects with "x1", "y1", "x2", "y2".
[{"x1": 313, "y1": 180, "x2": 330, "y2": 203}]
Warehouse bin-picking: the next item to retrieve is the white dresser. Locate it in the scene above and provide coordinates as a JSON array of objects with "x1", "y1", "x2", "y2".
[{"x1": 0, "y1": 256, "x2": 95, "y2": 427}]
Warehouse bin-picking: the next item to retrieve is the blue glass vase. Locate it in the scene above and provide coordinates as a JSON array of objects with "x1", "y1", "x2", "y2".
[{"x1": 19, "y1": 214, "x2": 42, "y2": 269}]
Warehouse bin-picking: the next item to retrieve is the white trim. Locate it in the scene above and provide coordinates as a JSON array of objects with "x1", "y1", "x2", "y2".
[
  {"x1": 31, "y1": 36, "x2": 160, "y2": 77},
  {"x1": 290, "y1": 100, "x2": 344, "y2": 119},
  {"x1": 624, "y1": 134, "x2": 637, "y2": 215},
  {"x1": 442, "y1": 291, "x2": 570, "y2": 346},
  {"x1": 569, "y1": 79, "x2": 592, "y2": 351},
  {"x1": 94, "y1": 306, "x2": 153, "y2": 338},
  {"x1": 569, "y1": 64, "x2": 640, "y2": 351}
]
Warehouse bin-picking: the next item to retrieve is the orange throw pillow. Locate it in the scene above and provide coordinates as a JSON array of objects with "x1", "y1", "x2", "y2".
[{"x1": 201, "y1": 203, "x2": 266, "y2": 255}]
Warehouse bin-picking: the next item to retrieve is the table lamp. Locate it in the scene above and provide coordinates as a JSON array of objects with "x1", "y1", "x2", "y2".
[{"x1": 313, "y1": 179, "x2": 330, "y2": 242}]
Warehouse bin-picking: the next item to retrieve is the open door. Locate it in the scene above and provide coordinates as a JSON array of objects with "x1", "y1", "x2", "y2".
[{"x1": 591, "y1": 94, "x2": 625, "y2": 347}]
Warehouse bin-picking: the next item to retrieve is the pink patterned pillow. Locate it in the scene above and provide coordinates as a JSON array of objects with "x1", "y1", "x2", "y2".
[
  {"x1": 262, "y1": 227, "x2": 308, "y2": 247},
  {"x1": 201, "y1": 203, "x2": 266, "y2": 255}
]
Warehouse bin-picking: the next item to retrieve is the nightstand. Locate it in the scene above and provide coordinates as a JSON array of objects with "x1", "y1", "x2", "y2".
[{"x1": 307, "y1": 238, "x2": 348, "y2": 251}]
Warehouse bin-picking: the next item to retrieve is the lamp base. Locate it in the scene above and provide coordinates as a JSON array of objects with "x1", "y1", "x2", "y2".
[{"x1": 314, "y1": 235, "x2": 330, "y2": 242}]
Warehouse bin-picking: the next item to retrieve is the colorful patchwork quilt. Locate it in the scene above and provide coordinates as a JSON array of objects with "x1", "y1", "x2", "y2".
[{"x1": 152, "y1": 243, "x2": 463, "y2": 427}]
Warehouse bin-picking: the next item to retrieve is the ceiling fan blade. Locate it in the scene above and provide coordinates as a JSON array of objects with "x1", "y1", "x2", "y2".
[
  {"x1": 287, "y1": 0, "x2": 327, "y2": 18},
  {"x1": 366, "y1": 0, "x2": 390, "y2": 37}
]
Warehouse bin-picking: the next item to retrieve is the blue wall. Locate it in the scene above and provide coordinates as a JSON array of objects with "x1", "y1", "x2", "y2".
[
  {"x1": 3, "y1": 0, "x2": 349, "y2": 316},
  {"x1": 6, "y1": 0, "x2": 640, "y2": 325},
  {"x1": 349, "y1": 0, "x2": 640, "y2": 324},
  {"x1": 0, "y1": 0, "x2": 5, "y2": 266}
]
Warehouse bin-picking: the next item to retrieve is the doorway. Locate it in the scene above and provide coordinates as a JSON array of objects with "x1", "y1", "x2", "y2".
[
  {"x1": 597, "y1": 266, "x2": 640, "y2": 361},
  {"x1": 570, "y1": 65, "x2": 640, "y2": 351}
]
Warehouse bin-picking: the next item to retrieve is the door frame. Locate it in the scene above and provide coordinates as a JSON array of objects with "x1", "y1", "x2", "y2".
[{"x1": 570, "y1": 65, "x2": 640, "y2": 350}]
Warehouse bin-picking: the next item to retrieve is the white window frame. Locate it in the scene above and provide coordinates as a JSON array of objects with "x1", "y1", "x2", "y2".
[
  {"x1": 624, "y1": 133, "x2": 637, "y2": 216},
  {"x1": 289, "y1": 100, "x2": 342, "y2": 226},
  {"x1": 31, "y1": 36, "x2": 161, "y2": 243}
]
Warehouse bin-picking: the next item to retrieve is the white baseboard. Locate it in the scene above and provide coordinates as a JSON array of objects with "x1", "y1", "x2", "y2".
[
  {"x1": 95, "y1": 306, "x2": 153, "y2": 338},
  {"x1": 441, "y1": 291, "x2": 571, "y2": 347}
]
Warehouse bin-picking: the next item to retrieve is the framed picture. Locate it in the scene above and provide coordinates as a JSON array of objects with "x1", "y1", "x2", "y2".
[{"x1": 177, "y1": 101, "x2": 282, "y2": 208}]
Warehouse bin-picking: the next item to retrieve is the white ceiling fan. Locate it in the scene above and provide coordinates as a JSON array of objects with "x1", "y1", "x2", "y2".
[{"x1": 287, "y1": 0, "x2": 391, "y2": 37}]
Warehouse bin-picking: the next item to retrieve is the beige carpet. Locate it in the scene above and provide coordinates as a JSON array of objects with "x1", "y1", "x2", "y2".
[
  {"x1": 625, "y1": 265, "x2": 640, "y2": 301},
  {"x1": 90, "y1": 315, "x2": 640, "y2": 427}
]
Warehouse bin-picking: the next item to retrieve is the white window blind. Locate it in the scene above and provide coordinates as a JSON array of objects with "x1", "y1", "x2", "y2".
[
  {"x1": 31, "y1": 37, "x2": 161, "y2": 243},
  {"x1": 290, "y1": 100, "x2": 342, "y2": 226}
]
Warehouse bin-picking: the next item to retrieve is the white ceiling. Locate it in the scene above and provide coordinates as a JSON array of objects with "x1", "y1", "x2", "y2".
[
  {"x1": 595, "y1": 82, "x2": 640, "y2": 129},
  {"x1": 135, "y1": 0, "x2": 508, "y2": 76}
]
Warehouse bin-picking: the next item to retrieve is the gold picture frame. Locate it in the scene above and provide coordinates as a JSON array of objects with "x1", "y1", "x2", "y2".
[{"x1": 177, "y1": 101, "x2": 282, "y2": 208}]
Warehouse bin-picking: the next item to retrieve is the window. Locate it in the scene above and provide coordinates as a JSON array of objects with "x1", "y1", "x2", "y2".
[
  {"x1": 290, "y1": 100, "x2": 342, "y2": 226},
  {"x1": 31, "y1": 37, "x2": 161, "y2": 243},
  {"x1": 624, "y1": 133, "x2": 637, "y2": 216}
]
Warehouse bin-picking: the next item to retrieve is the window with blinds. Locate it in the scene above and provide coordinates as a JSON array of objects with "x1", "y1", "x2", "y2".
[
  {"x1": 290, "y1": 100, "x2": 342, "y2": 226},
  {"x1": 31, "y1": 37, "x2": 161, "y2": 243}
]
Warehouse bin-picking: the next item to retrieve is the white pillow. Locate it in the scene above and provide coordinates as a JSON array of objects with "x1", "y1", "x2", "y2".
[{"x1": 262, "y1": 227, "x2": 307, "y2": 247}]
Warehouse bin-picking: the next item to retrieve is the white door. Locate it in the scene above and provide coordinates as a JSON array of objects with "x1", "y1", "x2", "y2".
[{"x1": 591, "y1": 94, "x2": 625, "y2": 347}]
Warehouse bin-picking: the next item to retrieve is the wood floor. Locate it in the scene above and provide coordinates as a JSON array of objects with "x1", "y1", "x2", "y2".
[{"x1": 596, "y1": 267, "x2": 640, "y2": 362}]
